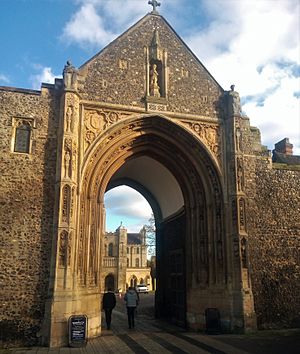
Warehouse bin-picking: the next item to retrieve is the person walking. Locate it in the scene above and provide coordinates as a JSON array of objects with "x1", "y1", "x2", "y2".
[
  {"x1": 124, "y1": 287, "x2": 139, "y2": 329},
  {"x1": 102, "y1": 288, "x2": 116, "y2": 330}
]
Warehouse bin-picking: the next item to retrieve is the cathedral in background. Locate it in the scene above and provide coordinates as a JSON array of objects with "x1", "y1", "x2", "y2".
[{"x1": 102, "y1": 224, "x2": 154, "y2": 292}]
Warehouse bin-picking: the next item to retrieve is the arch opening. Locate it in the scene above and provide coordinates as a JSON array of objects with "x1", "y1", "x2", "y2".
[{"x1": 78, "y1": 114, "x2": 227, "y2": 330}]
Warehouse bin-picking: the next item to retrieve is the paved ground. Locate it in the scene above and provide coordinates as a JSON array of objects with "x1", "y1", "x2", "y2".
[{"x1": 2, "y1": 293, "x2": 300, "y2": 354}]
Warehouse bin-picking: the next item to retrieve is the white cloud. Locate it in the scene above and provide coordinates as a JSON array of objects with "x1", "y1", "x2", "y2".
[
  {"x1": 62, "y1": 2, "x2": 116, "y2": 48},
  {"x1": 0, "y1": 74, "x2": 10, "y2": 84},
  {"x1": 187, "y1": 0, "x2": 300, "y2": 154},
  {"x1": 30, "y1": 66, "x2": 58, "y2": 90},
  {"x1": 62, "y1": 0, "x2": 148, "y2": 49},
  {"x1": 105, "y1": 186, "x2": 152, "y2": 219}
]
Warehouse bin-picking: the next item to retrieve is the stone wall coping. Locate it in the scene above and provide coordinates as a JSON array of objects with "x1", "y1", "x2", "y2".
[{"x1": 0, "y1": 85, "x2": 41, "y2": 95}]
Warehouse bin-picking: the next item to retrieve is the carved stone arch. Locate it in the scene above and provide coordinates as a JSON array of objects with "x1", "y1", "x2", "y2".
[{"x1": 79, "y1": 115, "x2": 229, "y2": 332}]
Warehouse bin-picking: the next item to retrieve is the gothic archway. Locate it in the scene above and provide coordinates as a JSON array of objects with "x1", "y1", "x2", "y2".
[{"x1": 77, "y1": 114, "x2": 226, "y2": 328}]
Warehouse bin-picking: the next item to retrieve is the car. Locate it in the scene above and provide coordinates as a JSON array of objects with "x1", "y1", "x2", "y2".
[{"x1": 136, "y1": 284, "x2": 149, "y2": 293}]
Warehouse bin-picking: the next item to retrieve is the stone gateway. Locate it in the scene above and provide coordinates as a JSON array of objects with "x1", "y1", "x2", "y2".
[{"x1": 1, "y1": 7, "x2": 299, "y2": 348}]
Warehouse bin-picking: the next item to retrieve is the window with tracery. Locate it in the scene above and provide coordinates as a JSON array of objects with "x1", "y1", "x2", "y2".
[{"x1": 14, "y1": 122, "x2": 31, "y2": 153}]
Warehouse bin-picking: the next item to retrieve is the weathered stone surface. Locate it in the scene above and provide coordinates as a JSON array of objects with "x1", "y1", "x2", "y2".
[{"x1": 0, "y1": 87, "x2": 59, "y2": 345}]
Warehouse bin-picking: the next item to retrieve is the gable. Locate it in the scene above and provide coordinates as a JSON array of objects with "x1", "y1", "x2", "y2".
[{"x1": 77, "y1": 13, "x2": 223, "y2": 117}]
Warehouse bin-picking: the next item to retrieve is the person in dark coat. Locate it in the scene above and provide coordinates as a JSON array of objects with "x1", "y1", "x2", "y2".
[{"x1": 102, "y1": 288, "x2": 116, "y2": 330}]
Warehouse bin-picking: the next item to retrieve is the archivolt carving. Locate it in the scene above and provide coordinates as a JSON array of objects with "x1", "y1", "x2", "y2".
[
  {"x1": 83, "y1": 109, "x2": 131, "y2": 151},
  {"x1": 183, "y1": 122, "x2": 221, "y2": 164}
]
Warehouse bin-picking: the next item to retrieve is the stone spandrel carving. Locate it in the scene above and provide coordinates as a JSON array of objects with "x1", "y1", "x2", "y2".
[
  {"x1": 184, "y1": 122, "x2": 221, "y2": 164},
  {"x1": 83, "y1": 109, "x2": 131, "y2": 151}
]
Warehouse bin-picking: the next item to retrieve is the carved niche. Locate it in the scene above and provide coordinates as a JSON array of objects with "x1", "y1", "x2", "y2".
[
  {"x1": 59, "y1": 230, "x2": 72, "y2": 268},
  {"x1": 237, "y1": 157, "x2": 244, "y2": 192},
  {"x1": 65, "y1": 95, "x2": 79, "y2": 133},
  {"x1": 238, "y1": 197, "x2": 246, "y2": 232},
  {"x1": 61, "y1": 184, "x2": 71, "y2": 224},
  {"x1": 59, "y1": 230, "x2": 68, "y2": 267}
]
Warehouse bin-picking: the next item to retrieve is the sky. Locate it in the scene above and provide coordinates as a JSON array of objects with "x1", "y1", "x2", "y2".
[{"x1": 1, "y1": 0, "x2": 299, "y2": 232}]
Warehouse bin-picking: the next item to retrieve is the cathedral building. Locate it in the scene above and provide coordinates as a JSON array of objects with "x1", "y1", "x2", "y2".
[{"x1": 102, "y1": 225, "x2": 152, "y2": 292}]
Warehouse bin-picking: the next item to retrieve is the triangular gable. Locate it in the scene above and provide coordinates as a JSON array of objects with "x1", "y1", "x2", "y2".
[{"x1": 77, "y1": 13, "x2": 224, "y2": 117}]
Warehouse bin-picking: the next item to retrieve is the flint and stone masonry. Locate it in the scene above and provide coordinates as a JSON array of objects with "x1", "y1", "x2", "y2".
[{"x1": 0, "y1": 9, "x2": 299, "y2": 347}]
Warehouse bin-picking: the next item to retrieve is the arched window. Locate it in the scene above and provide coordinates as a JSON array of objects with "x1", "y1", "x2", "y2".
[
  {"x1": 105, "y1": 274, "x2": 115, "y2": 291},
  {"x1": 127, "y1": 247, "x2": 129, "y2": 254},
  {"x1": 137, "y1": 248, "x2": 140, "y2": 254},
  {"x1": 130, "y1": 276, "x2": 137, "y2": 287},
  {"x1": 135, "y1": 258, "x2": 139, "y2": 267},
  {"x1": 108, "y1": 243, "x2": 113, "y2": 257},
  {"x1": 127, "y1": 258, "x2": 129, "y2": 267},
  {"x1": 14, "y1": 122, "x2": 31, "y2": 153}
]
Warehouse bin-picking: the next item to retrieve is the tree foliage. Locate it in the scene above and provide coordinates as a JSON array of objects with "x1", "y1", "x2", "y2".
[{"x1": 144, "y1": 214, "x2": 156, "y2": 257}]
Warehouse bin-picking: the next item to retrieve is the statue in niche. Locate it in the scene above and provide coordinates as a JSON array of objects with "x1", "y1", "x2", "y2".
[
  {"x1": 64, "y1": 150, "x2": 71, "y2": 178},
  {"x1": 66, "y1": 106, "x2": 72, "y2": 132},
  {"x1": 150, "y1": 63, "x2": 160, "y2": 97},
  {"x1": 62, "y1": 185, "x2": 71, "y2": 223},
  {"x1": 235, "y1": 127, "x2": 241, "y2": 151},
  {"x1": 228, "y1": 85, "x2": 241, "y2": 116},
  {"x1": 237, "y1": 158, "x2": 244, "y2": 191},
  {"x1": 239, "y1": 198, "x2": 246, "y2": 230},
  {"x1": 59, "y1": 231, "x2": 68, "y2": 267},
  {"x1": 63, "y1": 60, "x2": 78, "y2": 90},
  {"x1": 67, "y1": 233, "x2": 72, "y2": 266},
  {"x1": 241, "y1": 238, "x2": 247, "y2": 268}
]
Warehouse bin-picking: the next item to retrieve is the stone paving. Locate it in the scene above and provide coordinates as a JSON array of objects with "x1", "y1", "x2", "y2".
[{"x1": 3, "y1": 295, "x2": 300, "y2": 354}]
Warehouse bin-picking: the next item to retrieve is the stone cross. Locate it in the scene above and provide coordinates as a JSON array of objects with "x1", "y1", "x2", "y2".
[{"x1": 148, "y1": 0, "x2": 161, "y2": 12}]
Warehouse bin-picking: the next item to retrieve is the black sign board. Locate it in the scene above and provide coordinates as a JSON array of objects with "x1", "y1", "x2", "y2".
[{"x1": 69, "y1": 315, "x2": 88, "y2": 347}]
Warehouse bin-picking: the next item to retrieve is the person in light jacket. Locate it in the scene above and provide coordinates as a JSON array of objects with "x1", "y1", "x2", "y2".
[{"x1": 124, "y1": 287, "x2": 139, "y2": 329}]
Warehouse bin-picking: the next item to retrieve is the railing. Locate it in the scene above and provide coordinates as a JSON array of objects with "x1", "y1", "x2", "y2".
[{"x1": 103, "y1": 257, "x2": 117, "y2": 268}]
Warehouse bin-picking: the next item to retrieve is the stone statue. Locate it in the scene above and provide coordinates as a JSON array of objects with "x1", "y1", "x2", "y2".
[
  {"x1": 64, "y1": 150, "x2": 71, "y2": 178},
  {"x1": 150, "y1": 63, "x2": 160, "y2": 97},
  {"x1": 228, "y1": 84, "x2": 241, "y2": 116},
  {"x1": 66, "y1": 106, "x2": 72, "y2": 132},
  {"x1": 63, "y1": 60, "x2": 78, "y2": 90}
]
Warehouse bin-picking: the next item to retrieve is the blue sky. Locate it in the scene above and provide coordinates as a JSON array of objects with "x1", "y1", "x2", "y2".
[{"x1": 1, "y1": 0, "x2": 299, "y2": 231}]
